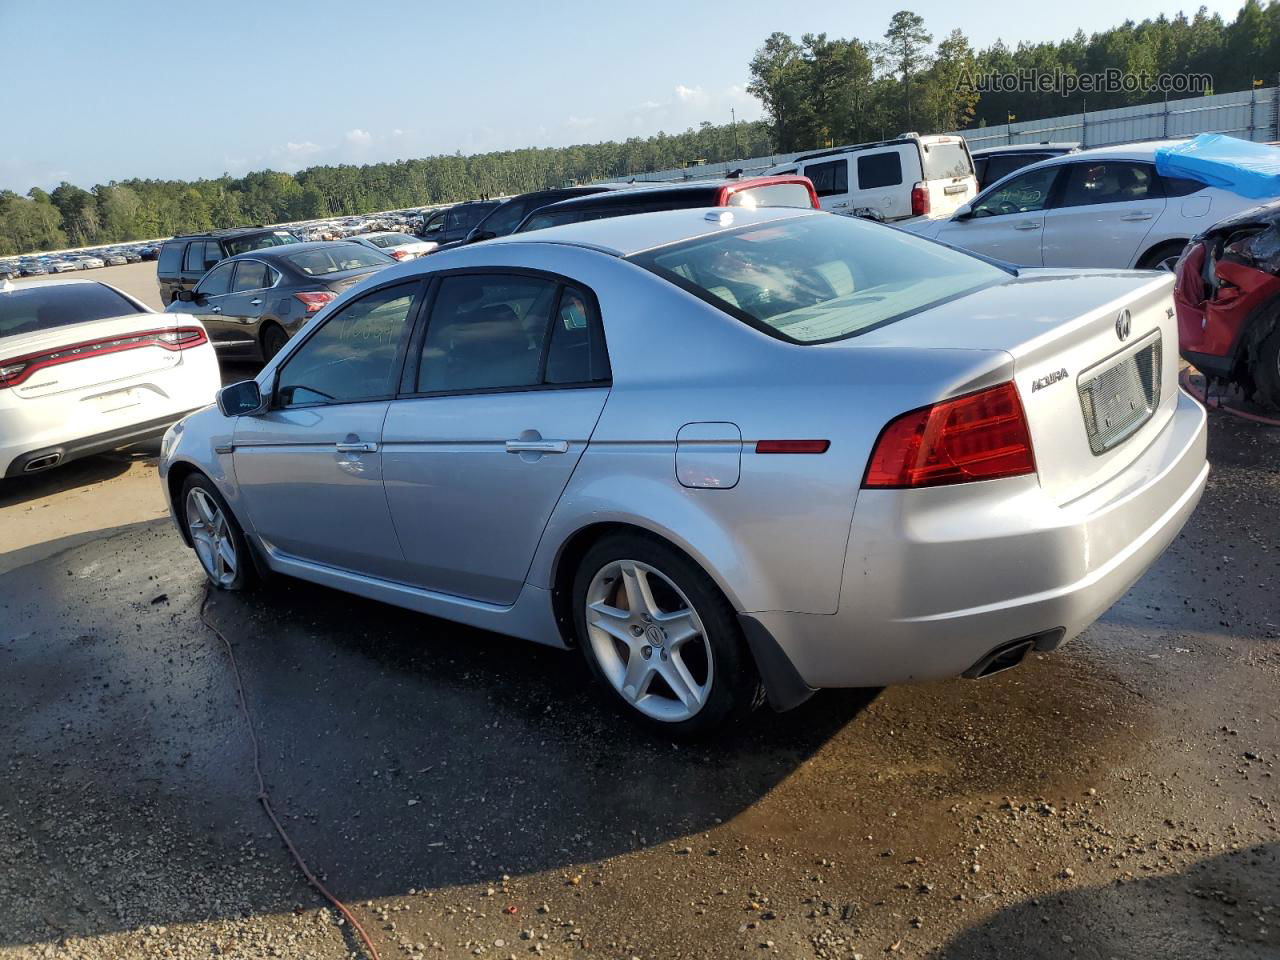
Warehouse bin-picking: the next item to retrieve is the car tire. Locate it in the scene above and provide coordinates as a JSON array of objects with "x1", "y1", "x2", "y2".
[
  {"x1": 572, "y1": 531, "x2": 762, "y2": 738},
  {"x1": 180, "y1": 473, "x2": 255, "y2": 591},
  {"x1": 1252, "y1": 324, "x2": 1280, "y2": 411},
  {"x1": 1139, "y1": 241, "x2": 1186, "y2": 272},
  {"x1": 261, "y1": 323, "x2": 289, "y2": 361}
]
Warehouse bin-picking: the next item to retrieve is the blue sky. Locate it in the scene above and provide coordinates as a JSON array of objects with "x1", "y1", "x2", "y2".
[{"x1": 0, "y1": 0, "x2": 1247, "y2": 191}]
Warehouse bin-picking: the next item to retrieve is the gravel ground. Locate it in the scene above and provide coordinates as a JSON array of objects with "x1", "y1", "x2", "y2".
[{"x1": 0, "y1": 410, "x2": 1276, "y2": 960}]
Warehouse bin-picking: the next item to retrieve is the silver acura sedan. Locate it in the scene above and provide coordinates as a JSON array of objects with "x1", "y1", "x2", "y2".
[{"x1": 159, "y1": 207, "x2": 1208, "y2": 735}]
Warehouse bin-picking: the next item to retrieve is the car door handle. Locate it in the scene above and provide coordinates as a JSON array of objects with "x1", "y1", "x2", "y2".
[
  {"x1": 1013, "y1": 221, "x2": 1040, "y2": 231},
  {"x1": 335, "y1": 441, "x2": 378, "y2": 453},
  {"x1": 831, "y1": 201, "x2": 849, "y2": 208},
  {"x1": 1120, "y1": 212, "x2": 1154, "y2": 221},
  {"x1": 505, "y1": 439, "x2": 569, "y2": 454},
  {"x1": 211, "y1": 305, "x2": 221, "y2": 313},
  {"x1": 249, "y1": 298, "x2": 262, "y2": 306}
]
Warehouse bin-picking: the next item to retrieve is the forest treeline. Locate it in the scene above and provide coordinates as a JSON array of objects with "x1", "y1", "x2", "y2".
[{"x1": 3, "y1": 1, "x2": 1278, "y2": 255}]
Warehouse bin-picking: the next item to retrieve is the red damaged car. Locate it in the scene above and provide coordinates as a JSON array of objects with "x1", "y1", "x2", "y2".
[{"x1": 1174, "y1": 199, "x2": 1280, "y2": 408}]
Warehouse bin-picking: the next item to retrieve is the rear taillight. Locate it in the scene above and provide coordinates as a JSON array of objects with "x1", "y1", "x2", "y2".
[
  {"x1": 911, "y1": 182, "x2": 930, "y2": 217},
  {"x1": 389, "y1": 249, "x2": 410, "y2": 261},
  {"x1": 295, "y1": 291, "x2": 337, "y2": 313},
  {"x1": 862, "y1": 382, "x2": 1035, "y2": 489},
  {"x1": 0, "y1": 326, "x2": 208, "y2": 390}
]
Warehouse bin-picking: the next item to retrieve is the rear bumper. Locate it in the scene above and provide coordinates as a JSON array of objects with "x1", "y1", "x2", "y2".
[
  {"x1": 750, "y1": 389, "x2": 1208, "y2": 689},
  {"x1": 2, "y1": 408, "x2": 202, "y2": 478}
]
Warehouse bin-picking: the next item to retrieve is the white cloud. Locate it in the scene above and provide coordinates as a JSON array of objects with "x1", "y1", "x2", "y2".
[
  {"x1": 674, "y1": 84, "x2": 705, "y2": 103},
  {"x1": 344, "y1": 128, "x2": 372, "y2": 145},
  {"x1": 286, "y1": 141, "x2": 323, "y2": 156},
  {"x1": 392, "y1": 128, "x2": 404, "y2": 137}
]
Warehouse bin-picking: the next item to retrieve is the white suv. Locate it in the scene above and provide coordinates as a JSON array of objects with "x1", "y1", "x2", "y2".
[
  {"x1": 766, "y1": 133, "x2": 977, "y2": 222},
  {"x1": 901, "y1": 140, "x2": 1262, "y2": 271}
]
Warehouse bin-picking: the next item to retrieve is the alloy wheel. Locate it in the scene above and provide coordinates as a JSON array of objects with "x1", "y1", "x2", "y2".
[
  {"x1": 186, "y1": 487, "x2": 238, "y2": 588},
  {"x1": 583, "y1": 559, "x2": 713, "y2": 722}
]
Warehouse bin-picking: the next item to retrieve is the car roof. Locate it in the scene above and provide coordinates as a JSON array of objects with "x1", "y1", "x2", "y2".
[
  {"x1": 970, "y1": 142, "x2": 1079, "y2": 155},
  {"x1": 1039, "y1": 139, "x2": 1189, "y2": 164},
  {"x1": 486, "y1": 205, "x2": 817, "y2": 257},
  {"x1": 222, "y1": 240, "x2": 354, "y2": 262},
  {"x1": 525, "y1": 176, "x2": 812, "y2": 214}
]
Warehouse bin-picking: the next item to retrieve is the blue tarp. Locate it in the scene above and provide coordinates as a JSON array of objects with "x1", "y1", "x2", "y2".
[{"x1": 1155, "y1": 134, "x2": 1280, "y2": 199}]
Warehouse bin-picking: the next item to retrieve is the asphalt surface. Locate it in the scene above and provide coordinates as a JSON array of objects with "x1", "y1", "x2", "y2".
[
  {"x1": 16, "y1": 260, "x2": 168, "y2": 312},
  {"x1": 1, "y1": 402, "x2": 1278, "y2": 959}
]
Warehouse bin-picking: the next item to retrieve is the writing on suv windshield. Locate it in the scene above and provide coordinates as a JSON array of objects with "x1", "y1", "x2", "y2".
[{"x1": 629, "y1": 214, "x2": 1008, "y2": 343}]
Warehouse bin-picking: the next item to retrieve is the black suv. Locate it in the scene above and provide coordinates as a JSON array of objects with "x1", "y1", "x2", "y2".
[
  {"x1": 440, "y1": 186, "x2": 619, "y2": 250},
  {"x1": 416, "y1": 201, "x2": 502, "y2": 247},
  {"x1": 156, "y1": 226, "x2": 301, "y2": 304}
]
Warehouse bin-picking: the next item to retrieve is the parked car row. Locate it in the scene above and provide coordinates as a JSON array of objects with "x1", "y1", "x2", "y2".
[{"x1": 0, "y1": 242, "x2": 159, "y2": 280}]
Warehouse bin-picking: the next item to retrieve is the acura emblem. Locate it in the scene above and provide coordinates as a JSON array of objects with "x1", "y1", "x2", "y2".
[{"x1": 1115, "y1": 309, "x2": 1132, "y2": 341}]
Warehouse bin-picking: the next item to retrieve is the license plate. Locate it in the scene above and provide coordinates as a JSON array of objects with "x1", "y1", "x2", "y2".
[{"x1": 1078, "y1": 335, "x2": 1161, "y2": 455}]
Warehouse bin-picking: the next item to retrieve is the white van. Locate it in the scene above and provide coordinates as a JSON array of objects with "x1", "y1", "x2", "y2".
[{"x1": 766, "y1": 134, "x2": 977, "y2": 222}]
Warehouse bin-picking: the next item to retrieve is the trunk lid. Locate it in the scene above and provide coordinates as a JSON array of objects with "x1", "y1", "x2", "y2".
[
  {"x1": 853, "y1": 268, "x2": 1179, "y2": 504},
  {"x1": 2, "y1": 312, "x2": 189, "y2": 400}
]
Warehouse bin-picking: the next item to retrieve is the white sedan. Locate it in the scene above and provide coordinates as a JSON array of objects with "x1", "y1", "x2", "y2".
[
  {"x1": 0, "y1": 277, "x2": 221, "y2": 478},
  {"x1": 345, "y1": 231, "x2": 438, "y2": 261},
  {"x1": 901, "y1": 140, "x2": 1263, "y2": 271}
]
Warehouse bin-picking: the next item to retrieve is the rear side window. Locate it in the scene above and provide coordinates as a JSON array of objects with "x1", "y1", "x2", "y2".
[
  {"x1": 231, "y1": 260, "x2": 271, "y2": 292},
  {"x1": 545, "y1": 284, "x2": 610, "y2": 384},
  {"x1": 416, "y1": 274, "x2": 559, "y2": 393},
  {"x1": 921, "y1": 141, "x2": 974, "y2": 180},
  {"x1": 984, "y1": 153, "x2": 1048, "y2": 185},
  {"x1": 1160, "y1": 175, "x2": 1206, "y2": 197},
  {"x1": 1059, "y1": 162, "x2": 1156, "y2": 207},
  {"x1": 628, "y1": 214, "x2": 1009, "y2": 344},
  {"x1": 805, "y1": 159, "x2": 848, "y2": 197},
  {"x1": 729, "y1": 183, "x2": 816, "y2": 209},
  {"x1": 185, "y1": 241, "x2": 217, "y2": 272},
  {"x1": 857, "y1": 152, "x2": 903, "y2": 189},
  {"x1": 158, "y1": 242, "x2": 185, "y2": 275},
  {"x1": 0, "y1": 283, "x2": 143, "y2": 337}
]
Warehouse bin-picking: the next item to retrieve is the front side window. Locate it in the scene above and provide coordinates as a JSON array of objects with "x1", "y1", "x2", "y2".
[
  {"x1": 629, "y1": 214, "x2": 1009, "y2": 344},
  {"x1": 196, "y1": 261, "x2": 235, "y2": 297},
  {"x1": 276, "y1": 283, "x2": 418, "y2": 406},
  {"x1": 857, "y1": 152, "x2": 903, "y2": 189},
  {"x1": 971, "y1": 165, "x2": 1060, "y2": 218},
  {"x1": 422, "y1": 212, "x2": 446, "y2": 235},
  {"x1": 1059, "y1": 162, "x2": 1156, "y2": 207},
  {"x1": 416, "y1": 274, "x2": 559, "y2": 393},
  {"x1": 804, "y1": 159, "x2": 848, "y2": 197},
  {"x1": 231, "y1": 260, "x2": 271, "y2": 292},
  {"x1": 286, "y1": 246, "x2": 390, "y2": 276}
]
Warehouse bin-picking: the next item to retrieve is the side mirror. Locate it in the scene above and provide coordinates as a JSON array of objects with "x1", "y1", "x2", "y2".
[
  {"x1": 176, "y1": 289, "x2": 196, "y2": 302},
  {"x1": 216, "y1": 380, "x2": 265, "y2": 417},
  {"x1": 952, "y1": 203, "x2": 974, "y2": 222}
]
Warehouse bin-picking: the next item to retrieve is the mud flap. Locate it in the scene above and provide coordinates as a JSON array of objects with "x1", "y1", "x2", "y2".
[{"x1": 738, "y1": 614, "x2": 816, "y2": 712}]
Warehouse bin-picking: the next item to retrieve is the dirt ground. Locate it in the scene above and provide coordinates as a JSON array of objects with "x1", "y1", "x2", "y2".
[{"x1": 0, "y1": 395, "x2": 1277, "y2": 959}]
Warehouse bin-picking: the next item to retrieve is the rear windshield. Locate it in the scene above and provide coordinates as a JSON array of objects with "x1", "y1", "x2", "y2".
[
  {"x1": 628, "y1": 214, "x2": 1008, "y2": 344},
  {"x1": 922, "y1": 141, "x2": 974, "y2": 180},
  {"x1": 727, "y1": 183, "x2": 815, "y2": 209},
  {"x1": 224, "y1": 231, "x2": 300, "y2": 256},
  {"x1": 0, "y1": 283, "x2": 143, "y2": 337},
  {"x1": 286, "y1": 246, "x2": 391, "y2": 276},
  {"x1": 368, "y1": 233, "x2": 413, "y2": 247}
]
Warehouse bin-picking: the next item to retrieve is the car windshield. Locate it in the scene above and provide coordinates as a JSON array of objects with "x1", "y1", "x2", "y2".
[
  {"x1": 224, "y1": 231, "x2": 301, "y2": 256},
  {"x1": 922, "y1": 141, "x2": 973, "y2": 180},
  {"x1": 0, "y1": 283, "x2": 142, "y2": 337},
  {"x1": 628, "y1": 214, "x2": 1009, "y2": 344},
  {"x1": 286, "y1": 246, "x2": 391, "y2": 276}
]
